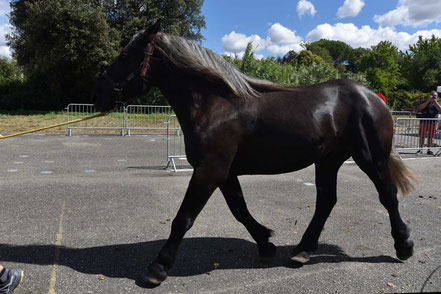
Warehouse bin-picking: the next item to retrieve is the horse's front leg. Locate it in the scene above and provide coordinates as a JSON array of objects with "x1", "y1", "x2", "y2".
[{"x1": 141, "y1": 166, "x2": 225, "y2": 285}]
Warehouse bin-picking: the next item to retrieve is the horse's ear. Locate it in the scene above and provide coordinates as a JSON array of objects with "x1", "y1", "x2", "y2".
[
  {"x1": 143, "y1": 19, "x2": 162, "y2": 43},
  {"x1": 151, "y1": 19, "x2": 162, "y2": 33}
]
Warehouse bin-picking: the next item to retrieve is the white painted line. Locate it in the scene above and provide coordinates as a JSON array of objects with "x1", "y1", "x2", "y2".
[
  {"x1": 19, "y1": 155, "x2": 29, "y2": 158},
  {"x1": 150, "y1": 139, "x2": 156, "y2": 142},
  {"x1": 296, "y1": 179, "x2": 303, "y2": 182},
  {"x1": 344, "y1": 156, "x2": 441, "y2": 164},
  {"x1": 402, "y1": 157, "x2": 441, "y2": 161},
  {"x1": 85, "y1": 170, "x2": 95, "y2": 173},
  {"x1": 117, "y1": 159, "x2": 127, "y2": 162},
  {"x1": 303, "y1": 182, "x2": 315, "y2": 186},
  {"x1": 44, "y1": 160, "x2": 55, "y2": 163},
  {"x1": 41, "y1": 171, "x2": 53, "y2": 174},
  {"x1": 13, "y1": 161, "x2": 24, "y2": 164},
  {"x1": 7, "y1": 169, "x2": 17, "y2": 173}
]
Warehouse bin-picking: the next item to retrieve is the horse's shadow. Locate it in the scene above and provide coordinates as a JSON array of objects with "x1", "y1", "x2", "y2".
[{"x1": 0, "y1": 238, "x2": 399, "y2": 281}]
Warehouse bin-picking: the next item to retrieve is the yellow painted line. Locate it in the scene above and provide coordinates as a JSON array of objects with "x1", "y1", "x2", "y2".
[{"x1": 48, "y1": 200, "x2": 66, "y2": 294}]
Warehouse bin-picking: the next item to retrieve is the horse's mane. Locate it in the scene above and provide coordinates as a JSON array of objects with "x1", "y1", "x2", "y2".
[{"x1": 152, "y1": 33, "x2": 288, "y2": 99}]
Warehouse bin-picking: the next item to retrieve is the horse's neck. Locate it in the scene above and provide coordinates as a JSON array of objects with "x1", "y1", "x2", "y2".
[{"x1": 155, "y1": 68, "x2": 206, "y2": 131}]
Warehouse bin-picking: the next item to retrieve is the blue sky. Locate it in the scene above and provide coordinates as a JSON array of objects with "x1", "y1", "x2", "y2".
[
  {"x1": 2, "y1": 0, "x2": 441, "y2": 59},
  {"x1": 202, "y1": 0, "x2": 441, "y2": 58}
]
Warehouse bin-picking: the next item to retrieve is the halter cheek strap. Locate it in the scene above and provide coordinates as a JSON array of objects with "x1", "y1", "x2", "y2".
[
  {"x1": 101, "y1": 41, "x2": 155, "y2": 100},
  {"x1": 140, "y1": 43, "x2": 154, "y2": 80}
]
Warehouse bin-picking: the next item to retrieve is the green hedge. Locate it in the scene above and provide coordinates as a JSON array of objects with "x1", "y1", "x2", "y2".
[{"x1": 385, "y1": 90, "x2": 428, "y2": 111}]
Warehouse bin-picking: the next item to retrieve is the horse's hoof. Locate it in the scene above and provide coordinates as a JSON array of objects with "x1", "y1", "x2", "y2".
[
  {"x1": 140, "y1": 263, "x2": 167, "y2": 285},
  {"x1": 290, "y1": 251, "x2": 310, "y2": 264},
  {"x1": 259, "y1": 242, "x2": 276, "y2": 260},
  {"x1": 395, "y1": 239, "x2": 414, "y2": 261}
]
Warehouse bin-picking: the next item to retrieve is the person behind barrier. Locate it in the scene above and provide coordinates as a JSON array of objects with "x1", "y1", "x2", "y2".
[{"x1": 417, "y1": 91, "x2": 441, "y2": 155}]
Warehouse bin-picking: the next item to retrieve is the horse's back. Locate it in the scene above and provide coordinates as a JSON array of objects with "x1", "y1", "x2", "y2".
[{"x1": 231, "y1": 79, "x2": 392, "y2": 175}]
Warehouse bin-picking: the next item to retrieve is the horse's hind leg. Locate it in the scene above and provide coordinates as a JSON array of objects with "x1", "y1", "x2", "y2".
[
  {"x1": 219, "y1": 175, "x2": 276, "y2": 259},
  {"x1": 352, "y1": 153, "x2": 414, "y2": 260},
  {"x1": 291, "y1": 153, "x2": 348, "y2": 263},
  {"x1": 375, "y1": 175, "x2": 414, "y2": 260},
  {"x1": 349, "y1": 116, "x2": 414, "y2": 260}
]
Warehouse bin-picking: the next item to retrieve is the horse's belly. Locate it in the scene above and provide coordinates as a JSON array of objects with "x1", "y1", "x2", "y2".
[{"x1": 231, "y1": 143, "x2": 318, "y2": 175}]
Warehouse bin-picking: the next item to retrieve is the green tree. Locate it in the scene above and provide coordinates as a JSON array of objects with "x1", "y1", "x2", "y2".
[
  {"x1": 102, "y1": 0, "x2": 206, "y2": 46},
  {"x1": 7, "y1": 0, "x2": 120, "y2": 101},
  {"x1": 240, "y1": 42, "x2": 256, "y2": 74},
  {"x1": 356, "y1": 41, "x2": 401, "y2": 92},
  {"x1": 223, "y1": 44, "x2": 345, "y2": 87},
  {"x1": 401, "y1": 35, "x2": 441, "y2": 91},
  {"x1": 0, "y1": 57, "x2": 22, "y2": 84},
  {"x1": 346, "y1": 47, "x2": 369, "y2": 72},
  {"x1": 279, "y1": 50, "x2": 298, "y2": 64},
  {"x1": 303, "y1": 42, "x2": 333, "y2": 64},
  {"x1": 309, "y1": 39, "x2": 353, "y2": 65},
  {"x1": 294, "y1": 50, "x2": 325, "y2": 66},
  {"x1": 6, "y1": 0, "x2": 206, "y2": 109}
]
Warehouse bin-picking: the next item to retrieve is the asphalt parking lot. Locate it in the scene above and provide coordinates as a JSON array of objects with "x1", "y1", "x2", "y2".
[{"x1": 1, "y1": 134, "x2": 440, "y2": 294}]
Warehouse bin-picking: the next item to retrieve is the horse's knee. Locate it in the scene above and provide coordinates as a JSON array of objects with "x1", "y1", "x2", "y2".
[{"x1": 171, "y1": 213, "x2": 194, "y2": 234}]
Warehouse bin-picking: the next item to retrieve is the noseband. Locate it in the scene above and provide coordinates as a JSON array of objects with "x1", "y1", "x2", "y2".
[{"x1": 102, "y1": 42, "x2": 155, "y2": 98}]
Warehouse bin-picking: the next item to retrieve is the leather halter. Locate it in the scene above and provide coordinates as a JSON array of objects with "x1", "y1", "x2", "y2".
[
  {"x1": 140, "y1": 43, "x2": 154, "y2": 80},
  {"x1": 101, "y1": 42, "x2": 155, "y2": 98}
]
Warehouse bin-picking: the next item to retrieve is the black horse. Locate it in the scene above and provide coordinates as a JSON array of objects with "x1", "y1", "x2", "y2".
[{"x1": 92, "y1": 20, "x2": 417, "y2": 285}]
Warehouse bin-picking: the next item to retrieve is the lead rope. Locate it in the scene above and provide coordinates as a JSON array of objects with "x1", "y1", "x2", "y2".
[{"x1": 0, "y1": 111, "x2": 109, "y2": 139}]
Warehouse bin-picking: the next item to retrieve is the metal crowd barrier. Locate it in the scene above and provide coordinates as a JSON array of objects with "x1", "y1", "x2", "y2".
[
  {"x1": 394, "y1": 118, "x2": 441, "y2": 156},
  {"x1": 165, "y1": 115, "x2": 192, "y2": 172},
  {"x1": 390, "y1": 111, "x2": 413, "y2": 120},
  {"x1": 66, "y1": 103, "x2": 126, "y2": 136},
  {"x1": 125, "y1": 105, "x2": 173, "y2": 135},
  {"x1": 66, "y1": 103, "x2": 174, "y2": 136}
]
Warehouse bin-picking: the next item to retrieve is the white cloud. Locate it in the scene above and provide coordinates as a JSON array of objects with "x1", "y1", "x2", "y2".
[
  {"x1": 266, "y1": 44, "x2": 303, "y2": 56},
  {"x1": 0, "y1": 23, "x2": 11, "y2": 59},
  {"x1": 374, "y1": 0, "x2": 441, "y2": 28},
  {"x1": 267, "y1": 23, "x2": 302, "y2": 44},
  {"x1": 337, "y1": 0, "x2": 365, "y2": 19},
  {"x1": 221, "y1": 18, "x2": 441, "y2": 58},
  {"x1": 297, "y1": 0, "x2": 317, "y2": 19},
  {"x1": 222, "y1": 23, "x2": 304, "y2": 57},
  {"x1": 306, "y1": 22, "x2": 441, "y2": 50},
  {"x1": 221, "y1": 31, "x2": 267, "y2": 53}
]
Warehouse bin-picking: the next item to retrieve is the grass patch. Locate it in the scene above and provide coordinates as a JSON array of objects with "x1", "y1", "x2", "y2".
[
  {"x1": 0, "y1": 109, "x2": 175, "y2": 135},
  {"x1": 0, "y1": 110, "x2": 67, "y2": 134}
]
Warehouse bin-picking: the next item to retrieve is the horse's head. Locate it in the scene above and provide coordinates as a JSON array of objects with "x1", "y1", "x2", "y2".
[{"x1": 92, "y1": 20, "x2": 161, "y2": 112}]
